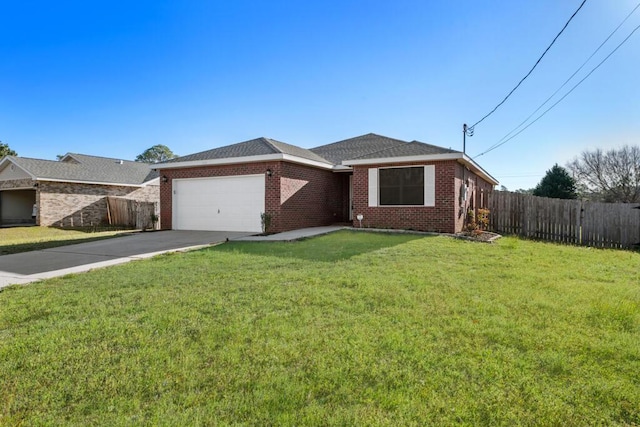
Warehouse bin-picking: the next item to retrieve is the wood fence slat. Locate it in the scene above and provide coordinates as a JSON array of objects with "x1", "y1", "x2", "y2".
[
  {"x1": 106, "y1": 197, "x2": 159, "y2": 230},
  {"x1": 488, "y1": 191, "x2": 639, "y2": 250}
]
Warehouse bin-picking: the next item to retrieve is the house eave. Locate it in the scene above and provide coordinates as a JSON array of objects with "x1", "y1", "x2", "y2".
[
  {"x1": 332, "y1": 165, "x2": 353, "y2": 172},
  {"x1": 459, "y1": 158, "x2": 499, "y2": 186},
  {"x1": 0, "y1": 185, "x2": 36, "y2": 191},
  {"x1": 343, "y1": 153, "x2": 499, "y2": 185},
  {"x1": 155, "y1": 153, "x2": 335, "y2": 171},
  {"x1": 342, "y1": 152, "x2": 464, "y2": 166},
  {"x1": 142, "y1": 177, "x2": 160, "y2": 186}
]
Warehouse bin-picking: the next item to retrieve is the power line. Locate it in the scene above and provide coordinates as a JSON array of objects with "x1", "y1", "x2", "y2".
[
  {"x1": 477, "y1": 1, "x2": 640, "y2": 156},
  {"x1": 472, "y1": 20, "x2": 640, "y2": 159},
  {"x1": 470, "y1": 0, "x2": 588, "y2": 130}
]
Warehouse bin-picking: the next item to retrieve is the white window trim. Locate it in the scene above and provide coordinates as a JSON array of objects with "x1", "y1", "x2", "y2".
[
  {"x1": 368, "y1": 165, "x2": 435, "y2": 207},
  {"x1": 368, "y1": 168, "x2": 378, "y2": 207}
]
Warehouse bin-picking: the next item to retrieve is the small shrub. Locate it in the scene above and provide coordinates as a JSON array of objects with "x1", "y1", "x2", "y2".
[
  {"x1": 477, "y1": 208, "x2": 490, "y2": 231},
  {"x1": 150, "y1": 214, "x2": 159, "y2": 230},
  {"x1": 466, "y1": 209, "x2": 477, "y2": 232},
  {"x1": 260, "y1": 212, "x2": 272, "y2": 234},
  {"x1": 466, "y1": 208, "x2": 490, "y2": 233}
]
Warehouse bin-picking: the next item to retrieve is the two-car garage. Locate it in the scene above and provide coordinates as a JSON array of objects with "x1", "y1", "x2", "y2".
[
  {"x1": 158, "y1": 136, "x2": 341, "y2": 234},
  {"x1": 172, "y1": 175, "x2": 265, "y2": 232}
]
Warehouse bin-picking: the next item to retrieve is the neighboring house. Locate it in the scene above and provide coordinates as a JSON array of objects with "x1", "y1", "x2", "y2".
[
  {"x1": 0, "y1": 153, "x2": 159, "y2": 227},
  {"x1": 156, "y1": 133, "x2": 498, "y2": 234}
]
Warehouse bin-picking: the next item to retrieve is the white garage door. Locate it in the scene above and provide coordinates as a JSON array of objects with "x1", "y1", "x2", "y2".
[{"x1": 173, "y1": 175, "x2": 265, "y2": 232}]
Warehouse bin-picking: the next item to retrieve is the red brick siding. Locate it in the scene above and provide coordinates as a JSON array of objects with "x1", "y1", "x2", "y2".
[
  {"x1": 159, "y1": 161, "x2": 345, "y2": 232},
  {"x1": 159, "y1": 159, "x2": 494, "y2": 233},
  {"x1": 351, "y1": 160, "x2": 495, "y2": 233},
  {"x1": 277, "y1": 162, "x2": 345, "y2": 231},
  {"x1": 454, "y1": 164, "x2": 494, "y2": 232}
]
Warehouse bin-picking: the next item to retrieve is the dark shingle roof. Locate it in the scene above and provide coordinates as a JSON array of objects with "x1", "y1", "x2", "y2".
[
  {"x1": 158, "y1": 133, "x2": 460, "y2": 169},
  {"x1": 310, "y1": 133, "x2": 409, "y2": 164},
  {"x1": 7, "y1": 154, "x2": 158, "y2": 185},
  {"x1": 349, "y1": 140, "x2": 459, "y2": 160},
  {"x1": 163, "y1": 137, "x2": 331, "y2": 165}
]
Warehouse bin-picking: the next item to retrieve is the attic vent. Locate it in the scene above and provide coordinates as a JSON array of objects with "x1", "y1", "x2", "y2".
[{"x1": 116, "y1": 160, "x2": 124, "y2": 165}]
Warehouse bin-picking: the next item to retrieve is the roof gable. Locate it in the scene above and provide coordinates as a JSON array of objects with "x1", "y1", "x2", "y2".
[
  {"x1": 265, "y1": 139, "x2": 330, "y2": 164},
  {"x1": 310, "y1": 133, "x2": 409, "y2": 164},
  {"x1": 309, "y1": 133, "x2": 460, "y2": 164},
  {"x1": 0, "y1": 156, "x2": 33, "y2": 180},
  {"x1": 60, "y1": 154, "x2": 81, "y2": 164},
  {"x1": 350, "y1": 140, "x2": 459, "y2": 160}
]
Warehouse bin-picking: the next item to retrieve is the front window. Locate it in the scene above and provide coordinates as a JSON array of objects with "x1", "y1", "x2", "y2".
[{"x1": 379, "y1": 167, "x2": 424, "y2": 205}]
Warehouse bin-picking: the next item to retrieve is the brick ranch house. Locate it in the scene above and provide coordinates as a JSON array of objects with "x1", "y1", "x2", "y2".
[
  {"x1": 156, "y1": 133, "x2": 498, "y2": 234},
  {"x1": 0, "y1": 153, "x2": 159, "y2": 227}
]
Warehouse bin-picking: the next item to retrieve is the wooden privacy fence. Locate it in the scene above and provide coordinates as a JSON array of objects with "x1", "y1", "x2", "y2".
[
  {"x1": 488, "y1": 191, "x2": 640, "y2": 249},
  {"x1": 106, "y1": 197, "x2": 158, "y2": 230}
]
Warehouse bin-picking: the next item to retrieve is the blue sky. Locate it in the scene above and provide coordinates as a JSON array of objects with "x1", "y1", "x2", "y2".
[{"x1": 1, "y1": 0, "x2": 638, "y2": 190}]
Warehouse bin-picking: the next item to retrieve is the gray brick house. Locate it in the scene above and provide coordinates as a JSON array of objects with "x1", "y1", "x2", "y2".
[{"x1": 0, "y1": 153, "x2": 159, "y2": 227}]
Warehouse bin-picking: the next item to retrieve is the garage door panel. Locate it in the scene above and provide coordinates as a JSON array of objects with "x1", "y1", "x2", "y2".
[{"x1": 173, "y1": 175, "x2": 265, "y2": 232}]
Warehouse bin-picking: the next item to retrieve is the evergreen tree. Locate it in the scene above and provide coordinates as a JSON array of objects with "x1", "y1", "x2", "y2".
[{"x1": 533, "y1": 164, "x2": 578, "y2": 199}]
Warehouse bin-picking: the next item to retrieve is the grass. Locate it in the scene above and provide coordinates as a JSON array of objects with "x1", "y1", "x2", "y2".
[
  {"x1": 0, "y1": 230, "x2": 639, "y2": 425},
  {"x1": 0, "y1": 226, "x2": 134, "y2": 255}
]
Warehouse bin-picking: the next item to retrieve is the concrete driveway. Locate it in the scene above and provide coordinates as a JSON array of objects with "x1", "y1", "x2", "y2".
[{"x1": 0, "y1": 230, "x2": 253, "y2": 288}]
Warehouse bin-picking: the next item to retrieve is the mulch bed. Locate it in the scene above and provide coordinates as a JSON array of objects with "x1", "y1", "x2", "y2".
[{"x1": 454, "y1": 231, "x2": 502, "y2": 243}]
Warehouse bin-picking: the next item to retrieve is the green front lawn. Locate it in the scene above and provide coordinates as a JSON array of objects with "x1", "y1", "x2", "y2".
[
  {"x1": 0, "y1": 226, "x2": 133, "y2": 255},
  {"x1": 1, "y1": 231, "x2": 638, "y2": 425}
]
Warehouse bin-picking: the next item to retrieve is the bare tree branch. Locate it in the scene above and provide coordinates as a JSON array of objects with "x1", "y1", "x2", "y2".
[{"x1": 567, "y1": 145, "x2": 640, "y2": 202}]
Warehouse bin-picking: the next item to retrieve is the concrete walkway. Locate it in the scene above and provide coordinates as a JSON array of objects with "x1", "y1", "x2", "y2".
[{"x1": 235, "y1": 226, "x2": 346, "y2": 242}]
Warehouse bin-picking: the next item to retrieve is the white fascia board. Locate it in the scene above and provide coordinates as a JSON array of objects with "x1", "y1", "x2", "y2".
[
  {"x1": 0, "y1": 157, "x2": 36, "y2": 180},
  {"x1": 280, "y1": 154, "x2": 334, "y2": 170},
  {"x1": 156, "y1": 153, "x2": 334, "y2": 171},
  {"x1": 35, "y1": 177, "x2": 146, "y2": 188},
  {"x1": 343, "y1": 153, "x2": 499, "y2": 185},
  {"x1": 155, "y1": 154, "x2": 283, "y2": 170}
]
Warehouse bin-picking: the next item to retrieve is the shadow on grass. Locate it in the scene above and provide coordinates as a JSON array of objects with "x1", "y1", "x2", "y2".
[{"x1": 212, "y1": 230, "x2": 433, "y2": 262}]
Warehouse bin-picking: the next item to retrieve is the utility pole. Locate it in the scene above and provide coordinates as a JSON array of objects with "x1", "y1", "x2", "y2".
[{"x1": 462, "y1": 123, "x2": 473, "y2": 155}]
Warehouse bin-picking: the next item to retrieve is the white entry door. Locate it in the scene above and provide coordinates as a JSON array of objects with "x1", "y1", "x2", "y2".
[{"x1": 172, "y1": 175, "x2": 265, "y2": 232}]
